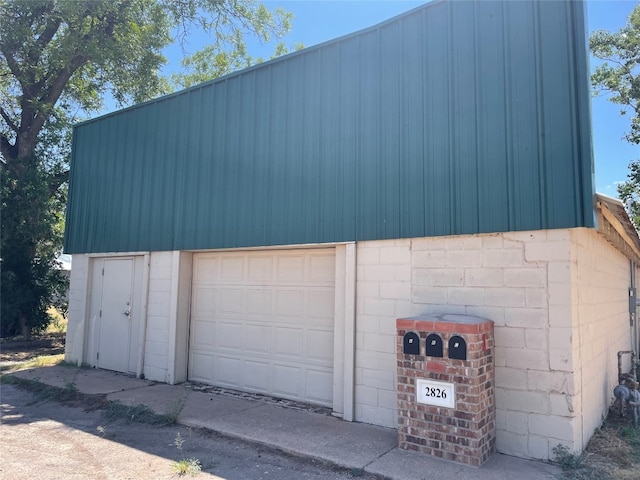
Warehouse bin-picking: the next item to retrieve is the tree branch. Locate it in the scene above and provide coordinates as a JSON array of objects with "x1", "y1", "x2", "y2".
[
  {"x1": 0, "y1": 132, "x2": 17, "y2": 162},
  {"x1": 48, "y1": 169, "x2": 69, "y2": 196},
  {"x1": 35, "y1": 16, "x2": 62, "y2": 53},
  {"x1": 17, "y1": 53, "x2": 88, "y2": 159},
  {"x1": 0, "y1": 106, "x2": 18, "y2": 133},
  {"x1": 0, "y1": 48, "x2": 24, "y2": 91}
]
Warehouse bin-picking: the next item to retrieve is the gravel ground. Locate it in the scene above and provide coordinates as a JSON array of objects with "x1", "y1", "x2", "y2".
[{"x1": 0, "y1": 383, "x2": 379, "y2": 480}]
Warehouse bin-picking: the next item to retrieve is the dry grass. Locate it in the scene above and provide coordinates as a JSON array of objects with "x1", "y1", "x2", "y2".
[
  {"x1": 45, "y1": 306, "x2": 68, "y2": 334},
  {"x1": 0, "y1": 353, "x2": 65, "y2": 372},
  {"x1": 555, "y1": 412, "x2": 640, "y2": 480}
]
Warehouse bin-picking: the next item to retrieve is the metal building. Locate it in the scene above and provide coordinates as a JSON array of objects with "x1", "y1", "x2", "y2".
[{"x1": 64, "y1": 0, "x2": 638, "y2": 462}]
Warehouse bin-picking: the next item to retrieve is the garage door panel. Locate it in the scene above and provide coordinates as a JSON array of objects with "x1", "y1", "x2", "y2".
[
  {"x1": 246, "y1": 289, "x2": 272, "y2": 315},
  {"x1": 276, "y1": 255, "x2": 305, "y2": 283},
  {"x1": 245, "y1": 324, "x2": 270, "y2": 354},
  {"x1": 212, "y1": 356, "x2": 244, "y2": 386},
  {"x1": 189, "y1": 352, "x2": 215, "y2": 381},
  {"x1": 273, "y1": 327, "x2": 303, "y2": 357},
  {"x1": 191, "y1": 318, "x2": 217, "y2": 348},
  {"x1": 272, "y1": 364, "x2": 303, "y2": 399},
  {"x1": 308, "y1": 254, "x2": 336, "y2": 283},
  {"x1": 275, "y1": 289, "x2": 305, "y2": 316},
  {"x1": 247, "y1": 256, "x2": 273, "y2": 282},
  {"x1": 193, "y1": 287, "x2": 218, "y2": 313},
  {"x1": 194, "y1": 257, "x2": 219, "y2": 284},
  {"x1": 306, "y1": 290, "x2": 336, "y2": 319},
  {"x1": 190, "y1": 248, "x2": 335, "y2": 406},
  {"x1": 220, "y1": 256, "x2": 244, "y2": 282},
  {"x1": 244, "y1": 360, "x2": 271, "y2": 392},
  {"x1": 218, "y1": 288, "x2": 245, "y2": 314},
  {"x1": 306, "y1": 369, "x2": 333, "y2": 405},
  {"x1": 307, "y1": 329, "x2": 334, "y2": 362},
  {"x1": 215, "y1": 322, "x2": 243, "y2": 350}
]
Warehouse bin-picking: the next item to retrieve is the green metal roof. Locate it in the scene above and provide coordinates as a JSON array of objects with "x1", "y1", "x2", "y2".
[{"x1": 64, "y1": 0, "x2": 594, "y2": 254}]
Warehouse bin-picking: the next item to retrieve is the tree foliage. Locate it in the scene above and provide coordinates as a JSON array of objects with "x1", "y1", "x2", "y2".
[
  {"x1": 173, "y1": 39, "x2": 304, "y2": 89},
  {"x1": 0, "y1": 0, "x2": 293, "y2": 337},
  {"x1": 590, "y1": 3, "x2": 640, "y2": 228}
]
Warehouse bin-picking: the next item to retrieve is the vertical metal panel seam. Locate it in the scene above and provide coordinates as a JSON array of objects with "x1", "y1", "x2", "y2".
[
  {"x1": 447, "y1": 0, "x2": 457, "y2": 234},
  {"x1": 419, "y1": 9, "x2": 426, "y2": 238},
  {"x1": 473, "y1": 0, "x2": 481, "y2": 233},
  {"x1": 502, "y1": 1, "x2": 514, "y2": 232},
  {"x1": 533, "y1": 1, "x2": 548, "y2": 228},
  {"x1": 218, "y1": 79, "x2": 229, "y2": 246},
  {"x1": 265, "y1": 66, "x2": 274, "y2": 245},
  {"x1": 421, "y1": 7, "x2": 430, "y2": 236},
  {"x1": 317, "y1": 53, "x2": 325, "y2": 241},
  {"x1": 571, "y1": 0, "x2": 596, "y2": 227},
  {"x1": 565, "y1": 0, "x2": 583, "y2": 225}
]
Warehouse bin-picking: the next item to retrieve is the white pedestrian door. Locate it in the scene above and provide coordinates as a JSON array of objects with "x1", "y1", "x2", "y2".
[{"x1": 95, "y1": 257, "x2": 141, "y2": 373}]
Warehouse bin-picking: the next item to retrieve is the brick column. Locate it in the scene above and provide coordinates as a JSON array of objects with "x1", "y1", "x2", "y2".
[{"x1": 396, "y1": 314, "x2": 495, "y2": 467}]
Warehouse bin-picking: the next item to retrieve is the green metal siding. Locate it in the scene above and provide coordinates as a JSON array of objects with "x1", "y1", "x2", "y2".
[{"x1": 64, "y1": 0, "x2": 594, "y2": 254}]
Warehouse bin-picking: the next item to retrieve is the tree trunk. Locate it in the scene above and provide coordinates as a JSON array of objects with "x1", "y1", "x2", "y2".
[{"x1": 20, "y1": 313, "x2": 31, "y2": 341}]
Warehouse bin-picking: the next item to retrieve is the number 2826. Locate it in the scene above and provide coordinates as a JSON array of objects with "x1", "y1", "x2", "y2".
[{"x1": 424, "y1": 387, "x2": 447, "y2": 399}]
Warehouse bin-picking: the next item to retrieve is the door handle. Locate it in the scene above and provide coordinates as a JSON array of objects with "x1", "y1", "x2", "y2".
[{"x1": 124, "y1": 310, "x2": 131, "y2": 317}]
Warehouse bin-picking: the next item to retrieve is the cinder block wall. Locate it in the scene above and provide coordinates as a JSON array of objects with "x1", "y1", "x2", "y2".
[
  {"x1": 355, "y1": 239, "x2": 413, "y2": 427},
  {"x1": 571, "y1": 228, "x2": 634, "y2": 450},
  {"x1": 143, "y1": 251, "x2": 174, "y2": 382},
  {"x1": 65, "y1": 254, "x2": 90, "y2": 364},
  {"x1": 355, "y1": 228, "x2": 634, "y2": 460}
]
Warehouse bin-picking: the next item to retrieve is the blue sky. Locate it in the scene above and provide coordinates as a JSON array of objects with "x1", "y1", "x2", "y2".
[{"x1": 160, "y1": 0, "x2": 639, "y2": 197}]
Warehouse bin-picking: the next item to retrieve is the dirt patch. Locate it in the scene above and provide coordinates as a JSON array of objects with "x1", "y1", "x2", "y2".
[{"x1": 0, "y1": 333, "x2": 65, "y2": 363}]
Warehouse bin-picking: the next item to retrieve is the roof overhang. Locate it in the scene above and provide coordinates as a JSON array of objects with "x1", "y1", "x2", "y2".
[{"x1": 595, "y1": 193, "x2": 640, "y2": 263}]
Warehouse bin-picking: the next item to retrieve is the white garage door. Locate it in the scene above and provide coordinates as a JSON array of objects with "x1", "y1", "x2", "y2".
[{"x1": 189, "y1": 248, "x2": 336, "y2": 406}]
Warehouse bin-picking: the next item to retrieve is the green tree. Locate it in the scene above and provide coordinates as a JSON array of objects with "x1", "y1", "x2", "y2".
[
  {"x1": 173, "y1": 39, "x2": 304, "y2": 89},
  {"x1": 590, "y1": 3, "x2": 640, "y2": 227},
  {"x1": 0, "y1": 0, "x2": 293, "y2": 338}
]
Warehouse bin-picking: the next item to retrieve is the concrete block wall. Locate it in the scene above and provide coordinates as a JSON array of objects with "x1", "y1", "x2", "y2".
[
  {"x1": 412, "y1": 230, "x2": 580, "y2": 460},
  {"x1": 356, "y1": 230, "x2": 581, "y2": 460},
  {"x1": 357, "y1": 228, "x2": 636, "y2": 459},
  {"x1": 65, "y1": 254, "x2": 90, "y2": 364},
  {"x1": 355, "y1": 239, "x2": 412, "y2": 427},
  {"x1": 143, "y1": 251, "x2": 174, "y2": 382},
  {"x1": 570, "y1": 228, "x2": 634, "y2": 449}
]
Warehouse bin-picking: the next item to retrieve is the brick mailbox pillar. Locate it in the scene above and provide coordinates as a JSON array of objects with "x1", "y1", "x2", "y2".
[{"x1": 396, "y1": 314, "x2": 495, "y2": 467}]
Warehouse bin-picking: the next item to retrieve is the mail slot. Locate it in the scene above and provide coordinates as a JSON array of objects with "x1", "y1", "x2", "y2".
[
  {"x1": 425, "y1": 333, "x2": 443, "y2": 357},
  {"x1": 403, "y1": 332, "x2": 420, "y2": 355},
  {"x1": 448, "y1": 335, "x2": 467, "y2": 360}
]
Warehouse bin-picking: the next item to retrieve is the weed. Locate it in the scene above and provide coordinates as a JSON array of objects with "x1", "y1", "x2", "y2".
[
  {"x1": 96, "y1": 425, "x2": 107, "y2": 437},
  {"x1": 59, "y1": 382, "x2": 79, "y2": 400},
  {"x1": 552, "y1": 444, "x2": 604, "y2": 480},
  {"x1": 171, "y1": 458, "x2": 202, "y2": 476},
  {"x1": 105, "y1": 401, "x2": 175, "y2": 426},
  {"x1": 171, "y1": 431, "x2": 202, "y2": 477},
  {"x1": 174, "y1": 432, "x2": 186, "y2": 451},
  {"x1": 0, "y1": 374, "x2": 17, "y2": 385},
  {"x1": 553, "y1": 444, "x2": 585, "y2": 470},
  {"x1": 0, "y1": 374, "x2": 80, "y2": 403},
  {"x1": 166, "y1": 395, "x2": 187, "y2": 424}
]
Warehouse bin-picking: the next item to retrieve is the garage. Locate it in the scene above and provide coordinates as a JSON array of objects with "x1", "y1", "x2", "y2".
[{"x1": 189, "y1": 248, "x2": 336, "y2": 406}]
